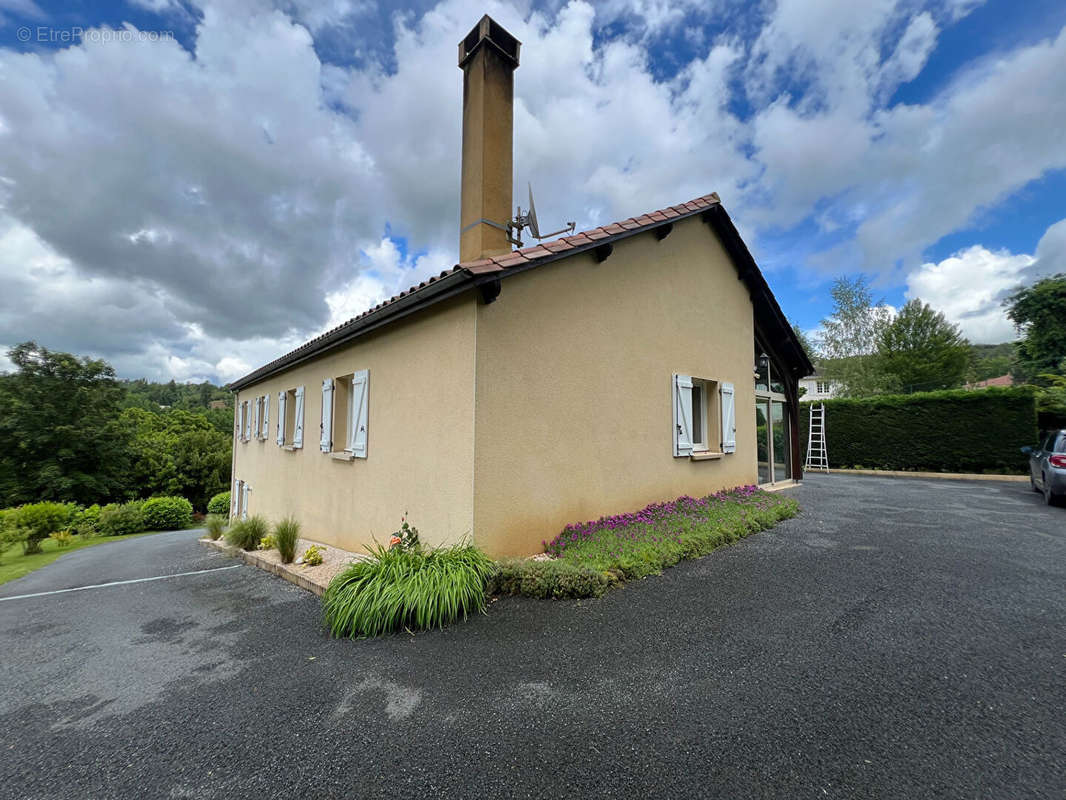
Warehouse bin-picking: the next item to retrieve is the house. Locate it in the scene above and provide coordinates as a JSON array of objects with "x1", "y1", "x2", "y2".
[
  {"x1": 227, "y1": 16, "x2": 812, "y2": 557},
  {"x1": 799, "y1": 367, "x2": 839, "y2": 400},
  {"x1": 967, "y1": 374, "x2": 1013, "y2": 389}
]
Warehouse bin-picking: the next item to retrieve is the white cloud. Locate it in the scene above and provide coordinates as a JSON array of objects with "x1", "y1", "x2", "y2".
[
  {"x1": 0, "y1": 0, "x2": 1063, "y2": 382},
  {"x1": 904, "y1": 217, "x2": 1066, "y2": 344}
]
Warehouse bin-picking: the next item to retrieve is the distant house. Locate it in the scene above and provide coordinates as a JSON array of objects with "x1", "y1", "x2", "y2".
[
  {"x1": 208, "y1": 399, "x2": 227, "y2": 410},
  {"x1": 967, "y1": 374, "x2": 1014, "y2": 389},
  {"x1": 799, "y1": 367, "x2": 839, "y2": 401},
  {"x1": 226, "y1": 16, "x2": 812, "y2": 557}
]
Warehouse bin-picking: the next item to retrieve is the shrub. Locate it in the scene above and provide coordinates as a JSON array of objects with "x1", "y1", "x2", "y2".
[
  {"x1": 799, "y1": 386, "x2": 1039, "y2": 474},
  {"x1": 9, "y1": 502, "x2": 78, "y2": 554},
  {"x1": 98, "y1": 501, "x2": 145, "y2": 537},
  {"x1": 207, "y1": 491, "x2": 231, "y2": 517},
  {"x1": 204, "y1": 514, "x2": 226, "y2": 541},
  {"x1": 141, "y1": 496, "x2": 194, "y2": 531},
  {"x1": 71, "y1": 504, "x2": 102, "y2": 538},
  {"x1": 487, "y1": 559, "x2": 620, "y2": 599},
  {"x1": 323, "y1": 542, "x2": 494, "y2": 638},
  {"x1": 0, "y1": 524, "x2": 24, "y2": 565},
  {"x1": 300, "y1": 544, "x2": 324, "y2": 566},
  {"x1": 49, "y1": 530, "x2": 74, "y2": 548},
  {"x1": 259, "y1": 533, "x2": 277, "y2": 550},
  {"x1": 274, "y1": 516, "x2": 300, "y2": 564},
  {"x1": 225, "y1": 515, "x2": 268, "y2": 551}
]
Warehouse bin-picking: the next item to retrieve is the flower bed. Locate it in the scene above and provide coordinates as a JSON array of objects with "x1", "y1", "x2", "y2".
[{"x1": 542, "y1": 486, "x2": 799, "y2": 580}]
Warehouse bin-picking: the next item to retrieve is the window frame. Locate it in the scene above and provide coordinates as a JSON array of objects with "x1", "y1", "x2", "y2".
[{"x1": 674, "y1": 373, "x2": 728, "y2": 458}]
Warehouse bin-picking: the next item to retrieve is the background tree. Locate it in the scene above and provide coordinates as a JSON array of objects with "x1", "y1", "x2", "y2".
[
  {"x1": 1005, "y1": 273, "x2": 1066, "y2": 383},
  {"x1": 0, "y1": 342, "x2": 132, "y2": 507},
  {"x1": 790, "y1": 318, "x2": 819, "y2": 364},
  {"x1": 875, "y1": 299, "x2": 970, "y2": 392},
  {"x1": 816, "y1": 275, "x2": 893, "y2": 397},
  {"x1": 967, "y1": 343, "x2": 1014, "y2": 383},
  {"x1": 122, "y1": 408, "x2": 231, "y2": 510}
]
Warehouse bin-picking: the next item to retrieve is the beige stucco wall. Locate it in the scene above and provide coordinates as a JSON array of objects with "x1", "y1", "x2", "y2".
[
  {"x1": 232, "y1": 295, "x2": 477, "y2": 553},
  {"x1": 472, "y1": 215, "x2": 757, "y2": 557}
]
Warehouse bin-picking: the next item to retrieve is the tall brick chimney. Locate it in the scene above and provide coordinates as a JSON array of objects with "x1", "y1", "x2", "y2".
[{"x1": 457, "y1": 15, "x2": 520, "y2": 263}]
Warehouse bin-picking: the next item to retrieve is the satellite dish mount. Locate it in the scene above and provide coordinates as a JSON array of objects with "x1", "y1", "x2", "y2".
[{"x1": 509, "y1": 184, "x2": 575, "y2": 248}]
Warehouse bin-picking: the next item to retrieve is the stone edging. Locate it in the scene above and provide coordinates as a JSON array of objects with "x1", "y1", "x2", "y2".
[
  {"x1": 817, "y1": 468, "x2": 1028, "y2": 482},
  {"x1": 199, "y1": 538, "x2": 329, "y2": 596}
]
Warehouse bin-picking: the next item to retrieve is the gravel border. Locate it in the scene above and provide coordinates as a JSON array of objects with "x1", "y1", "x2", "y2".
[{"x1": 199, "y1": 536, "x2": 365, "y2": 595}]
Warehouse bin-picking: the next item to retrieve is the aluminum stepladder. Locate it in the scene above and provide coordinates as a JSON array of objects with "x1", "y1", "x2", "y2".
[{"x1": 805, "y1": 403, "x2": 829, "y2": 472}]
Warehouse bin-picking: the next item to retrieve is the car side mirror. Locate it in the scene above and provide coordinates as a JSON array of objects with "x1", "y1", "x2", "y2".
[{"x1": 1020, "y1": 446, "x2": 1033, "y2": 455}]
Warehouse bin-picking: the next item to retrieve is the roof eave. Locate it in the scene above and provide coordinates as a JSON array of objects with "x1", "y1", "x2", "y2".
[{"x1": 227, "y1": 269, "x2": 473, "y2": 391}]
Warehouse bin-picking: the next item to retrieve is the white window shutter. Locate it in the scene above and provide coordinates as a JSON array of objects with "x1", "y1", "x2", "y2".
[
  {"x1": 320, "y1": 378, "x2": 334, "y2": 452},
  {"x1": 262, "y1": 395, "x2": 269, "y2": 440},
  {"x1": 233, "y1": 479, "x2": 241, "y2": 516},
  {"x1": 349, "y1": 369, "x2": 369, "y2": 458},
  {"x1": 241, "y1": 482, "x2": 251, "y2": 520},
  {"x1": 276, "y1": 391, "x2": 286, "y2": 446},
  {"x1": 252, "y1": 398, "x2": 261, "y2": 439},
  {"x1": 241, "y1": 401, "x2": 248, "y2": 441},
  {"x1": 721, "y1": 382, "x2": 736, "y2": 453},
  {"x1": 673, "y1": 374, "x2": 693, "y2": 457},
  {"x1": 293, "y1": 386, "x2": 305, "y2": 448}
]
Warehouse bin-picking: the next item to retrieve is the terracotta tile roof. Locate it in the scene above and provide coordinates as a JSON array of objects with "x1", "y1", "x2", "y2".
[
  {"x1": 970, "y1": 374, "x2": 1013, "y2": 388},
  {"x1": 229, "y1": 191, "x2": 760, "y2": 390}
]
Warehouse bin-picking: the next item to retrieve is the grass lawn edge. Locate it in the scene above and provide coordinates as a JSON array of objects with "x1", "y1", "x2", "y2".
[{"x1": 0, "y1": 528, "x2": 192, "y2": 587}]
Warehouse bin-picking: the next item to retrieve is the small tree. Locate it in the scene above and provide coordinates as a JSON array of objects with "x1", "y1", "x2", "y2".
[
  {"x1": 1005, "y1": 273, "x2": 1066, "y2": 383},
  {"x1": 875, "y1": 299, "x2": 970, "y2": 393}
]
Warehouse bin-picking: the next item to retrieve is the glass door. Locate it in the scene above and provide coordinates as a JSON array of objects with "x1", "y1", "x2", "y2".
[
  {"x1": 772, "y1": 400, "x2": 791, "y2": 481},
  {"x1": 756, "y1": 398, "x2": 771, "y2": 484}
]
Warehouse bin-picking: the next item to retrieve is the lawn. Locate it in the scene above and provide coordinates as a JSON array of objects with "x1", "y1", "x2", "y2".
[{"x1": 0, "y1": 530, "x2": 174, "y2": 586}]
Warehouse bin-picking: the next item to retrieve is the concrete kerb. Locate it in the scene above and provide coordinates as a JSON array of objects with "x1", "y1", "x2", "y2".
[
  {"x1": 199, "y1": 538, "x2": 338, "y2": 596},
  {"x1": 819, "y1": 468, "x2": 1028, "y2": 482}
]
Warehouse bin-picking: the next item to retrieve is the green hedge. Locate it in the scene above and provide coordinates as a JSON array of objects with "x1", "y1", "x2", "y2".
[{"x1": 800, "y1": 387, "x2": 1039, "y2": 474}]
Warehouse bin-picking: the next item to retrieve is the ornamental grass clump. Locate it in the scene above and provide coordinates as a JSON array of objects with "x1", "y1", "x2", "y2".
[
  {"x1": 273, "y1": 516, "x2": 300, "y2": 564},
  {"x1": 204, "y1": 514, "x2": 226, "y2": 540},
  {"x1": 225, "y1": 515, "x2": 268, "y2": 551},
  {"x1": 543, "y1": 486, "x2": 799, "y2": 580},
  {"x1": 324, "y1": 541, "x2": 494, "y2": 638}
]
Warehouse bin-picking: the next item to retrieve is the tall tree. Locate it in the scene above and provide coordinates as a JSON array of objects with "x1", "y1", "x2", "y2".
[
  {"x1": 0, "y1": 342, "x2": 132, "y2": 506},
  {"x1": 875, "y1": 299, "x2": 970, "y2": 392},
  {"x1": 1005, "y1": 273, "x2": 1066, "y2": 383},
  {"x1": 816, "y1": 275, "x2": 893, "y2": 397},
  {"x1": 790, "y1": 318, "x2": 819, "y2": 364}
]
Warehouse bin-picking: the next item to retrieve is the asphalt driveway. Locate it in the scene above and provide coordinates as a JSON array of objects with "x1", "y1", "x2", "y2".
[{"x1": 1, "y1": 474, "x2": 1063, "y2": 799}]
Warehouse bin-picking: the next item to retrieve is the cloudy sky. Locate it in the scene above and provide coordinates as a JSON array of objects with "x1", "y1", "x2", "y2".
[{"x1": 1, "y1": 0, "x2": 1064, "y2": 382}]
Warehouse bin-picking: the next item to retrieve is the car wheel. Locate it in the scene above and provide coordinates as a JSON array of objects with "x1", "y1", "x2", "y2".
[{"x1": 1044, "y1": 480, "x2": 1060, "y2": 507}]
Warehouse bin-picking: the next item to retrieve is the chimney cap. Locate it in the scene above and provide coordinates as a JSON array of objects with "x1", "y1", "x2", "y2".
[{"x1": 458, "y1": 14, "x2": 521, "y2": 70}]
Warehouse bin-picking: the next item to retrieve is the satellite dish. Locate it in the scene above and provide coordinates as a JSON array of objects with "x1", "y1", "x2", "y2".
[
  {"x1": 526, "y1": 183, "x2": 541, "y2": 239},
  {"x1": 508, "y1": 183, "x2": 575, "y2": 247}
]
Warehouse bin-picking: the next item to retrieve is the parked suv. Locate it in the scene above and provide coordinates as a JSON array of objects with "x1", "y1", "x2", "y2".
[{"x1": 1022, "y1": 430, "x2": 1066, "y2": 506}]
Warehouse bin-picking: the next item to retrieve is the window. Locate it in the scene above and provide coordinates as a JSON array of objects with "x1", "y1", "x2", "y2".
[
  {"x1": 277, "y1": 386, "x2": 305, "y2": 448},
  {"x1": 238, "y1": 400, "x2": 251, "y2": 442},
  {"x1": 254, "y1": 394, "x2": 269, "y2": 441},
  {"x1": 816, "y1": 381, "x2": 830, "y2": 395},
  {"x1": 673, "y1": 374, "x2": 735, "y2": 457},
  {"x1": 321, "y1": 369, "x2": 369, "y2": 459},
  {"x1": 233, "y1": 479, "x2": 250, "y2": 520}
]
